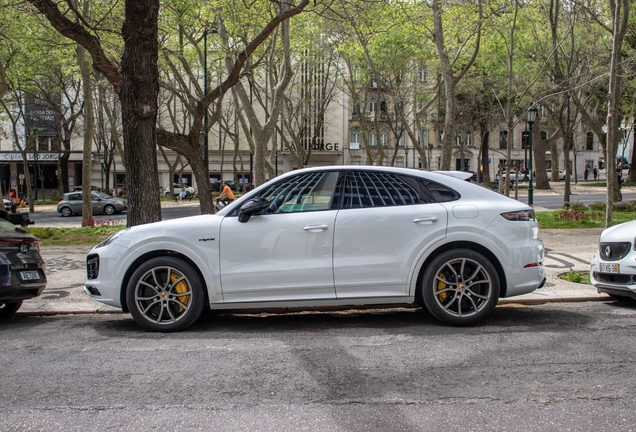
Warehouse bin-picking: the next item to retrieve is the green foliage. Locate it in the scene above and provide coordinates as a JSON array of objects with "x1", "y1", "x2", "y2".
[
  {"x1": 25, "y1": 225, "x2": 124, "y2": 246},
  {"x1": 536, "y1": 210, "x2": 636, "y2": 229},
  {"x1": 560, "y1": 269, "x2": 591, "y2": 285}
]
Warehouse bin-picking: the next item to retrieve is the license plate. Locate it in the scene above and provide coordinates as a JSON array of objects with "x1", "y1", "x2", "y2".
[
  {"x1": 19, "y1": 270, "x2": 40, "y2": 281},
  {"x1": 600, "y1": 263, "x2": 620, "y2": 274}
]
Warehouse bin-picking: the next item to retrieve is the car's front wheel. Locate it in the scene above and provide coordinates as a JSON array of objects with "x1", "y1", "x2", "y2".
[
  {"x1": 103, "y1": 204, "x2": 116, "y2": 215},
  {"x1": 60, "y1": 207, "x2": 73, "y2": 217},
  {"x1": 126, "y1": 256, "x2": 205, "y2": 332},
  {"x1": 420, "y1": 249, "x2": 500, "y2": 326},
  {"x1": 0, "y1": 300, "x2": 23, "y2": 319}
]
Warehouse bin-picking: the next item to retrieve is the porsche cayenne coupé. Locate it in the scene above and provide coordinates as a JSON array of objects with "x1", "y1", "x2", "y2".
[{"x1": 85, "y1": 166, "x2": 546, "y2": 331}]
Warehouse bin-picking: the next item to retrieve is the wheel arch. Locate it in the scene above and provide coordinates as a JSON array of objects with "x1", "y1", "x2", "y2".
[
  {"x1": 415, "y1": 240, "x2": 508, "y2": 303},
  {"x1": 119, "y1": 250, "x2": 211, "y2": 313}
]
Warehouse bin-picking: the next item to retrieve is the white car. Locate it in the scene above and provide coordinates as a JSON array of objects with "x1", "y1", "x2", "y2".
[
  {"x1": 495, "y1": 171, "x2": 529, "y2": 183},
  {"x1": 590, "y1": 220, "x2": 636, "y2": 301},
  {"x1": 84, "y1": 166, "x2": 546, "y2": 332},
  {"x1": 545, "y1": 169, "x2": 568, "y2": 180},
  {"x1": 163, "y1": 184, "x2": 195, "y2": 196}
]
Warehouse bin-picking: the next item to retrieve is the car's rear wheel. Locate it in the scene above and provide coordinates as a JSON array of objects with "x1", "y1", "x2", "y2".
[
  {"x1": 420, "y1": 249, "x2": 500, "y2": 326},
  {"x1": 0, "y1": 300, "x2": 23, "y2": 319},
  {"x1": 60, "y1": 207, "x2": 73, "y2": 217},
  {"x1": 126, "y1": 256, "x2": 205, "y2": 332},
  {"x1": 103, "y1": 204, "x2": 116, "y2": 215}
]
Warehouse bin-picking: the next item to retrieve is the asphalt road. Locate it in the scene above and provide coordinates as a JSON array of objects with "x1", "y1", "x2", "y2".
[{"x1": 1, "y1": 301, "x2": 635, "y2": 431}]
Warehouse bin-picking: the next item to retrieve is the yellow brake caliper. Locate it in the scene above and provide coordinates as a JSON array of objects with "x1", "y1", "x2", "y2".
[
  {"x1": 171, "y1": 272, "x2": 189, "y2": 312},
  {"x1": 436, "y1": 273, "x2": 447, "y2": 302}
]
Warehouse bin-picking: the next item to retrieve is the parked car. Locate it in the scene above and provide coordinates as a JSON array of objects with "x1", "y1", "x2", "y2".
[
  {"x1": 495, "y1": 171, "x2": 529, "y2": 183},
  {"x1": 164, "y1": 184, "x2": 195, "y2": 196},
  {"x1": 545, "y1": 169, "x2": 568, "y2": 180},
  {"x1": 3, "y1": 199, "x2": 11, "y2": 211},
  {"x1": 210, "y1": 180, "x2": 237, "y2": 192},
  {"x1": 71, "y1": 185, "x2": 110, "y2": 194},
  {"x1": 84, "y1": 166, "x2": 546, "y2": 332},
  {"x1": 590, "y1": 220, "x2": 636, "y2": 301},
  {"x1": 0, "y1": 219, "x2": 47, "y2": 319},
  {"x1": 57, "y1": 192, "x2": 127, "y2": 217}
]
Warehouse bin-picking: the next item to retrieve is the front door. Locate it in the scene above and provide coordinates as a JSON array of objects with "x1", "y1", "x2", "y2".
[{"x1": 219, "y1": 171, "x2": 341, "y2": 303}]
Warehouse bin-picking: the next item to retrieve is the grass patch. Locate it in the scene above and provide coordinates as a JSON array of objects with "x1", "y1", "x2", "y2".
[
  {"x1": 536, "y1": 210, "x2": 636, "y2": 228},
  {"x1": 25, "y1": 225, "x2": 124, "y2": 247},
  {"x1": 559, "y1": 269, "x2": 591, "y2": 284}
]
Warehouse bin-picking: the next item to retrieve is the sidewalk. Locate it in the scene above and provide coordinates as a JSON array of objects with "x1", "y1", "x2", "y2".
[{"x1": 17, "y1": 227, "x2": 610, "y2": 316}]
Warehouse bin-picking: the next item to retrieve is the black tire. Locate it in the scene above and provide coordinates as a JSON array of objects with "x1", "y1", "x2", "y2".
[
  {"x1": 60, "y1": 206, "x2": 73, "y2": 217},
  {"x1": 126, "y1": 256, "x2": 205, "y2": 332},
  {"x1": 420, "y1": 249, "x2": 500, "y2": 326},
  {"x1": 103, "y1": 204, "x2": 116, "y2": 215},
  {"x1": 0, "y1": 300, "x2": 23, "y2": 319}
]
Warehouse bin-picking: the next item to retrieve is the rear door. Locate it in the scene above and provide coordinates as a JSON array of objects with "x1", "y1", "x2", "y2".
[{"x1": 333, "y1": 171, "x2": 449, "y2": 299}]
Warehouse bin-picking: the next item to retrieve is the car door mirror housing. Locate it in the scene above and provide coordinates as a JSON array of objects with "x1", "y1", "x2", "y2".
[{"x1": 238, "y1": 198, "x2": 270, "y2": 223}]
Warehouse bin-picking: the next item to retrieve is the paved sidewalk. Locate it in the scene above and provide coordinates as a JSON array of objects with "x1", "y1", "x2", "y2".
[{"x1": 17, "y1": 227, "x2": 610, "y2": 316}]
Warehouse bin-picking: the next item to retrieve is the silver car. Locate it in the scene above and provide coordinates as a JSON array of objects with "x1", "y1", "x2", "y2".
[
  {"x1": 84, "y1": 166, "x2": 545, "y2": 332},
  {"x1": 590, "y1": 220, "x2": 636, "y2": 300},
  {"x1": 57, "y1": 192, "x2": 127, "y2": 217}
]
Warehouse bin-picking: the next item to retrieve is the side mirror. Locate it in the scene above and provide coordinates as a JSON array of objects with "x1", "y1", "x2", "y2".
[{"x1": 238, "y1": 198, "x2": 270, "y2": 223}]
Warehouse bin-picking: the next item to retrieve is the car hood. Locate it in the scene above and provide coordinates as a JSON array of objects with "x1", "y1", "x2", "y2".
[{"x1": 600, "y1": 220, "x2": 636, "y2": 243}]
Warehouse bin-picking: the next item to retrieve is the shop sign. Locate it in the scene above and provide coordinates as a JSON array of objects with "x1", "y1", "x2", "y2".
[{"x1": 0, "y1": 153, "x2": 59, "y2": 162}]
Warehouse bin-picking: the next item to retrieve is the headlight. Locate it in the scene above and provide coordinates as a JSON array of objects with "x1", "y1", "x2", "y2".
[{"x1": 95, "y1": 228, "x2": 130, "y2": 248}]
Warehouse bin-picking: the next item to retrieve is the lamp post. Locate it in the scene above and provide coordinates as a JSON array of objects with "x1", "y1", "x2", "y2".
[
  {"x1": 404, "y1": 146, "x2": 409, "y2": 168},
  {"x1": 99, "y1": 155, "x2": 105, "y2": 190},
  {"x1": 524, "y1": 105, "x2": 538, "y2": 206},
  {"x1": 240, "y1": 71, "x2": 253, "y2": 189}
]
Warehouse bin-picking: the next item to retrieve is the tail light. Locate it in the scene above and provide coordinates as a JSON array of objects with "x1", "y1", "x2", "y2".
[{"x1": 501, "y1": 210, "x2": 535, "y2": 221}]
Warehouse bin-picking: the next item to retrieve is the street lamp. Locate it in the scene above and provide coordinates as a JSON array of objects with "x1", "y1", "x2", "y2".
[
  {"x1": 240, "y1": 71, "x2": 253, "y2": 189},
  {"x1": 202, "y1": 23, "x2": 218, "y2": 187},
  {"x1": 404, "y1": 146, "x2": 409, "y2": 168},
  {"x1": 524, "y1": 105, "x2": 538, "y2": 206}
]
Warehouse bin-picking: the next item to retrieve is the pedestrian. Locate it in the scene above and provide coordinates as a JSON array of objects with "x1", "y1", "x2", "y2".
[
  {"x1": 9, "y1": 203, "x2": 17, "y2": 213},
  {"x1": 593, "y1": 166, "x2": 598, "y2": 181},
  {"x1": 584, "y1": 166, "x2": 589, "y2": 181},
  {"x1": 9, "y1": 188, "x2": 15, "y2": 201},
  {"x1": 178, "y1": 189, "x2": 186, "y2": 202},
  {"x1": 617, "y1": 171, "x2": 623, "y2": 189}
]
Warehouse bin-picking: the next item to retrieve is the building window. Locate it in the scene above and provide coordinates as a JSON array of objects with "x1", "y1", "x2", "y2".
[
  {"x1": 368, "y1": 131, "x2": 376, "y2": 147},
  {"x1": 541, "y1": 130, "x2": 547, "y2": 141},
  {"x1": 368, "y1": 99, "x2": 376, "y2": 117},
  {"x1": 421, "y1": 129, "x2": 429, "y2": 147},
  {"x1": 420, "y1": 68, "x2": 428, "y2": 83},
  {"x1": 454, "y1": 132, "x2": 462, "y2": 146},
  {"x1": 397, "y1": 132, "x2": 405, "y2": 148},
  {"x1": 586, "y1": 132, "x2": 594, "y2": 151},
  {"x1": 521, "y1": 130, "x2": 529, "y2": 149},
  {"x1": 351, "y1": 130, "x2": 361, "y2": 150},
  {"x1": 379, "y1": 130, "x2": 388, "y2": 147},
  {"x1": 499, "y1": 131, "x2": 508, "y2": 150},
  {"x1": 466, "y1": 131, "x2": 473, "y2": 146}
]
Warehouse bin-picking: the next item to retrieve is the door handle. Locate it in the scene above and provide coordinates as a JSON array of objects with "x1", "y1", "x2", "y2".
[
  {"x1": 413, "y1": 216, "x2": 439, "y2": 224},
  {"x1": 303, "y1": 225, "x2": 329, "y2": 232}
]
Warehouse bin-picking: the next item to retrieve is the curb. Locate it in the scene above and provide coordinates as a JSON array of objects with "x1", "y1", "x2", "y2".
[{"x1": 16, "y1": 290, "x2": 610, "y2": 317}]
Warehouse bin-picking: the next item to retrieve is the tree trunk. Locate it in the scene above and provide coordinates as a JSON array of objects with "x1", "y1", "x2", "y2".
[
  {"x1": 77, "y1": 41, "x2": 95, "y2": 225},
  {"x1": 119, "y1": 0, "x2": 162, "y2": 226}
]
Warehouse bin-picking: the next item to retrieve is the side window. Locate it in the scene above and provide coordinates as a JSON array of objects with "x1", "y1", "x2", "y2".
[
  {"x1": 259, "y1": 171, "x2": 340, "y2": 214},
  {"x1": 421, "y1": 180, "x2": 460, "y2": 203},
  {"x1": 69, "y1": 194, "x2": 81, "y2": 201},
  {"x1": 341, "y1": 171, "x2": 433, "y2": 209}
]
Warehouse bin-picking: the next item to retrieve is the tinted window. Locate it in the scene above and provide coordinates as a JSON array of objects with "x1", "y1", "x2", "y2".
[
  {"x1": 259, "y1": 171, "x2": 340, "y2": 214},
  {"x1": 421, "y1": 180, "x2": 460, "y2": 203},
  {"x1": 68, "y1": 194, "x2": 81, "y2": 201},
  {"x1": 340, "y1": 171, "x2": 432, "y2": 209}
]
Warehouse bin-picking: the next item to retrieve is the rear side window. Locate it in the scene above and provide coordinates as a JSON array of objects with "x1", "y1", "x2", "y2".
[
  {"x1": 340, "y1": 171, "x2": 433, "y2": 209},
  {"x1": 421, "y1": 180, "x2": 461, "y2": 203}
]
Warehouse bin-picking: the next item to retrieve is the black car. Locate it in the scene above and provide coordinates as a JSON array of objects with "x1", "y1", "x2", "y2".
[
  {"x1": 210, "y1": 180, "x2": 237, "y2": 192},
  {"x1": 0, "y1": 219, "x2": 47, "y2": 319}
]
